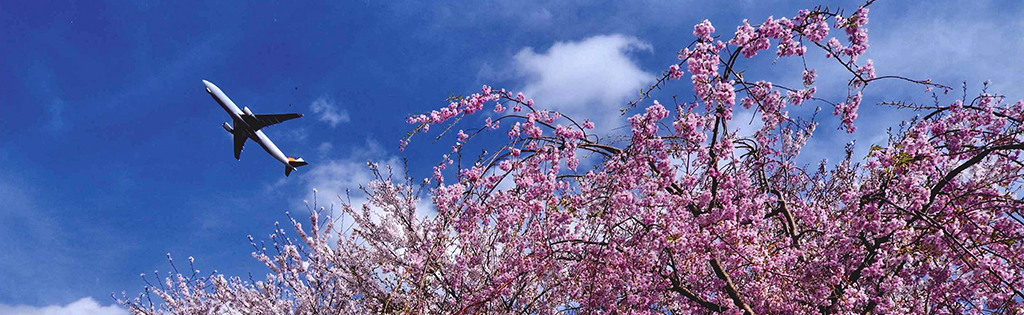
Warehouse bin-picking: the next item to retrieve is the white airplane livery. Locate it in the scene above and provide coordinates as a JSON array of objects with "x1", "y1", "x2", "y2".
[{"x1": 203, "y1": 79, "x2": 308, "y2": 176}]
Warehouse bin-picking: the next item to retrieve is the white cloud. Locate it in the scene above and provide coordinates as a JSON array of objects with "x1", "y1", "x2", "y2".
[
  {"x1": 302, "y1": 157, "x2": 385, "y2": 212},
  {"x1": 512, "y1": 34, "x2": 657, "y2": 131},
  {"x1": 295, "y1": 140, "x2": 435, "y2": 232},
  {"x1": 317, "y1": 142, "x2": 334, "y2": 158},
  {"x1": 0, "y1": 297, "x2": 128, "y2": 315},
  {"x1": 309, "y1": 96, "x2": 350, "y2": 128},
  {"x1": 732, "y1": 108, "x2": 765, "y2": 138}
]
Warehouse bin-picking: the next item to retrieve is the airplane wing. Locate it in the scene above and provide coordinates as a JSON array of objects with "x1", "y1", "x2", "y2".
[
  {"x1": 233, "y1": 130, "x2": 246, "y2": 160},
  {"x1": 243, "y1": 113, "x2": 303, "y2": 130}
]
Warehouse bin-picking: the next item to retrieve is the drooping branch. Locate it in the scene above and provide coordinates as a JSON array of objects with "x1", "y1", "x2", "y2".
[{"x1": 710, "y1": 258, "x2": 757, "y2": 315}]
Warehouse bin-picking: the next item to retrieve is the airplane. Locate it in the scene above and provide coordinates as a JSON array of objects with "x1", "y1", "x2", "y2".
[{"x1": 203, "y1": 79, "x2": 309, "y2": 176}]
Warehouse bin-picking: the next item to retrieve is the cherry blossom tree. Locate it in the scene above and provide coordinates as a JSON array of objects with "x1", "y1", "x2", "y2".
[{"x1": 120, "y1": 2, "x2": 1024, "y2": 314}]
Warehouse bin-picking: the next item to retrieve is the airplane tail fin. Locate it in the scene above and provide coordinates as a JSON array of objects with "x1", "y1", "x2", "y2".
[{"x1": 285, "y1": 157, "x2": 308, "y2": 177}]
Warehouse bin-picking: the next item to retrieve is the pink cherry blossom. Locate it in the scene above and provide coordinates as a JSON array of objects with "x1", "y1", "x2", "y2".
[{"x1": 123, "y1": 2, "x2": 1024, "y2": 315}]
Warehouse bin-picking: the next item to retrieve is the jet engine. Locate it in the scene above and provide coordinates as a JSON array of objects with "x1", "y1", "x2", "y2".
[
  {"x1": 222, "y1": 122, "x2": 233, "y2": 133},
  {"x1": 242, "y1": 106, "x2": 255, "y2": 117}
]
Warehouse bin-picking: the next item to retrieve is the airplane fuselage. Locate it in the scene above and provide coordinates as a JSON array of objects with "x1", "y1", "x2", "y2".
[{"x1": 203, "y1": 80, "x2": 292, "y2": 168}]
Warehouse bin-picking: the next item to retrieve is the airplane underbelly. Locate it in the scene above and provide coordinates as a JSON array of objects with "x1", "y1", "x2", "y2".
[
  {"x1": 210, "y1": 93, "x2": 240, "y2": 114},
  {"x1": 207, "y1": 91, "x2": 246, "y2": 127},
  {"x1": 253, "y1": 130, "x2": 288, "y2": 163}
]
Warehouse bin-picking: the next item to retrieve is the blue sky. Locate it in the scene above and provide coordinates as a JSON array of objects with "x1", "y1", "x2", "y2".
[{"x1": 1, "y1": 0, "x2": 1022, "y2": 313}]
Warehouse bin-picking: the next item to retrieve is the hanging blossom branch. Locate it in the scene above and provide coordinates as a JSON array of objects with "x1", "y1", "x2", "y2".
[{"x1": 121, "y1": 1, "x2": 1024, "y2": 314}]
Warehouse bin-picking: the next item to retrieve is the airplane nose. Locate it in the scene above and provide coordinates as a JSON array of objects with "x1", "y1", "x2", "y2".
[{"x1": 202, "y1": 80, "x2": 215, "y2": 92}]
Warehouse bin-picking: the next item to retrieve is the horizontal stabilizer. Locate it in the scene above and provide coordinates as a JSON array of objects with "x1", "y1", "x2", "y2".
[
  {"x1": 285, "y1": 157, "x2": 308, "y2": 177},
  {"x1": 287, "y1": 157, "x2": 308, "y2": 167}
]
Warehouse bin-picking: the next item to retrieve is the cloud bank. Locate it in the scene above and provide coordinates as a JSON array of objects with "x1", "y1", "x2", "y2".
[
  {"x1": 293, "y1": 140, "x2": 435, "y2": 231},
  {"x1": 0, "y1": 298, "x2": 128, "y2": 315},
  {"x1": 310, "y1": 96, "x2": 351, "y2": 128},
  {"x1": 512, "y1": 34, "x2": 657, "y2": 131}
]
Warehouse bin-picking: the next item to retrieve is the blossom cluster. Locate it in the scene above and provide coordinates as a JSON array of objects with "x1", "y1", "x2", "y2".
[{"x1": 123, "y1": 2, "x2": 1024, "y2": 314}]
